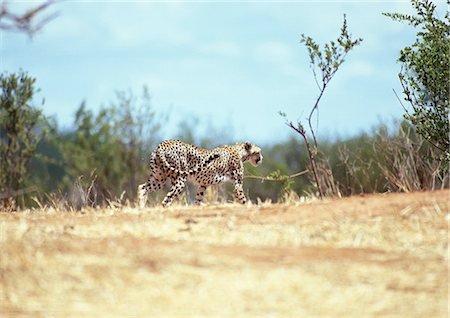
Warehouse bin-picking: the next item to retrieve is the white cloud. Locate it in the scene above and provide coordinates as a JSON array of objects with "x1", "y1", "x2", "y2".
[
  {"x1": 38, "y1": 2, "x2": 195, "y2": 52},
  {"x1": 254, "y1": 41, "x2": 294, "y2": 64},
  {"x1": 131, "y1": 76, "x2": 168, "y2": 94},
  {"x1": 40, "y1": 14, "x2": 88, "y2": 40},
  {"x1": 198, "y1": 41, "x2": 242, "y2": 58},
  {"x1": 341, "y1": 60, "x2": 376, "y2": 78},
  {"x1": 252, "y1": 41, "x2": 304, "y2": 79},
  {"x1": 100, "y1": 4, "x2": 194, "y2": 49}
]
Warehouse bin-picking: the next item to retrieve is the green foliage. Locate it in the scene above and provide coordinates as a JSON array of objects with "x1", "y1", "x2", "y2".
[
  {"x1": 31, "y1": 131, "x2": 65, "y2": 194},
  {"x1": 301, "y1": 14, "x2": 363, "y2": 90},
  {"x1": 58, "y1": 87, "x2": 163, "y2": 204},
  {"x1": 384, "y1": 0, "x2": 449, "y2": 159},
  {"x1": 266, "y1": 170, "x2": 295, "y2": 197},
  {"x1": 244, "y1": 138, "x2": 311, "y2": 202},
  {"x1": 0, "y1": 71, "x2": 48, "y2": 207}
]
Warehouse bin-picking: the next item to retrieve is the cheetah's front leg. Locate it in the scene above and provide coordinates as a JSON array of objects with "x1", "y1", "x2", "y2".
[
  {"x1": 233, "y1": 180, "x2": 247, "y2": 204},
  {"x1": 162, "y1": 176, "x2": 187, "y2": 207}
]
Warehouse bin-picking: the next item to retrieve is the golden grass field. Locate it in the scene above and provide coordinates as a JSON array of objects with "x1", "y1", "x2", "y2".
[{"x1": 1, "y1": 190, "x2": 449, "y2": 317}]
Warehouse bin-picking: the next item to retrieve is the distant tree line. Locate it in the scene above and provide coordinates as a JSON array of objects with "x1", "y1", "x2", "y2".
[{"x1": 0, "y1": 71, "x2": 448, "y2": 210}]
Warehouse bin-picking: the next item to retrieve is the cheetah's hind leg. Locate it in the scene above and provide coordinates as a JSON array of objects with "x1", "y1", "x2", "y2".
[
  {"x1": 137, "y1": 183, "x2": 148, "y2": 208},
  {"x1": 161, "y1": 176, "x2": 187, "y2": 207},
  {"x1": 138, "y1": 177, "x2": 163, "y2": 208}
]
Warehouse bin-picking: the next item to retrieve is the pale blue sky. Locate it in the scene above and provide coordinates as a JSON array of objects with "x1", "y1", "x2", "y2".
[{"x1": 2, "y1": 1, "x2": 447, "y2": 144}]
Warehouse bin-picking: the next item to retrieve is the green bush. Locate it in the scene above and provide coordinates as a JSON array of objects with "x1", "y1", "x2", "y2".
[
  {"x1": 57, "y1": 87, "x2": 163, "y2": 205},
  {"x1": 0, "y1": 71, "x2": 49, "y2": 209},
  {"x1": 384, "y1": 0, "x2": 449, "y2": 162}
]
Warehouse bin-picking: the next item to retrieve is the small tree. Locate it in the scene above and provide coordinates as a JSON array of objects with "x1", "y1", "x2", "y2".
[
  {"x1": 59, "y1": 87, "x2": 163, "y2": 205},
  {"x1": 384, "y1": 0, "x2": 449, "y2": 162},
  {"x1": 0, "y1": 71, "x2": 48, "y2": 209},
  {"x1": 282, "y1": 15, "x2": 362, "y2": 198}
]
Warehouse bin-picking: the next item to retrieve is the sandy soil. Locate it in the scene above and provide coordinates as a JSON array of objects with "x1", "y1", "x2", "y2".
[{"x1": 1, "y1": 190, "x2": 449, "y2": 317}]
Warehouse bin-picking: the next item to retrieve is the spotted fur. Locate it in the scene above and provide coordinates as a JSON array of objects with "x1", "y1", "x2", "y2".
[{"x1": 138, "y1": 139, "x2": 263, "y2": 207}]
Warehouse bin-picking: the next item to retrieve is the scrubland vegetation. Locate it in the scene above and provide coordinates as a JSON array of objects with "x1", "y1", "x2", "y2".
[
  {"x1": 0, "y1": 81, "x2": 447, "y2": 210},
  {"x1": 1, "y1": 1, "x2": 448, "y2": 210}
]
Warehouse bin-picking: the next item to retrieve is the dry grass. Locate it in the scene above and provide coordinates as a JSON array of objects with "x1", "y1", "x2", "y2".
[{"x1": 1, "y1": 190, "x2": 449, "y2": 317}]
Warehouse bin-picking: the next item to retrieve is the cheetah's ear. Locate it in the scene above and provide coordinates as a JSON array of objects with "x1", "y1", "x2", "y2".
[{"x1": 244, "y1": 142, "x2": 252, "y2": 152}]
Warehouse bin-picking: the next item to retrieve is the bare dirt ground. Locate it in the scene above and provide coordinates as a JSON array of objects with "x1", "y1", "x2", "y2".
[{"x1": 1, "y1": 190, "x2": 449, "y2": 317}]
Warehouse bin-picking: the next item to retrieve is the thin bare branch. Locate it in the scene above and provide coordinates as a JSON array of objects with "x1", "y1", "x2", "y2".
[
  {"x1": 0, "y1": 0, "x2": 58, "y2": 36},
  {"x1": 392, "y1": 88, "x2": 409, "y2": 113},
  {"x1": 245, "y1": 169, "x2": 309, "y2": 181}
]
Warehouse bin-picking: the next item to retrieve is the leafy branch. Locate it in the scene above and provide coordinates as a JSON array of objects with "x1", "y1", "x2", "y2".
[
  {"x1": 245, "y1": 169, "x2": 308, "y2": 198},
  {"x1": 384, "y1": 0, "x2": 449, "y2": 161}
]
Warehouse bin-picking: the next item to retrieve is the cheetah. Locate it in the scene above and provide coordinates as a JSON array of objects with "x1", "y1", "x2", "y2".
[{"x1": 138, "y1": 140, "x2": 263, "y2": 207}]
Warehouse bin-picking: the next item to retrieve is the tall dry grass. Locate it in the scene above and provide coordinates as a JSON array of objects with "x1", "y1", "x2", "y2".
[{"x1": 376, "y1": 124, "x2": 448, "y2": 192}]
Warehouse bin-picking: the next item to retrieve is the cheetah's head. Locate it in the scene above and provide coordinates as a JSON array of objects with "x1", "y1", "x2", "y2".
[{"x1": 240, "y1": 142, "x2": 263, "y2": 167}]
